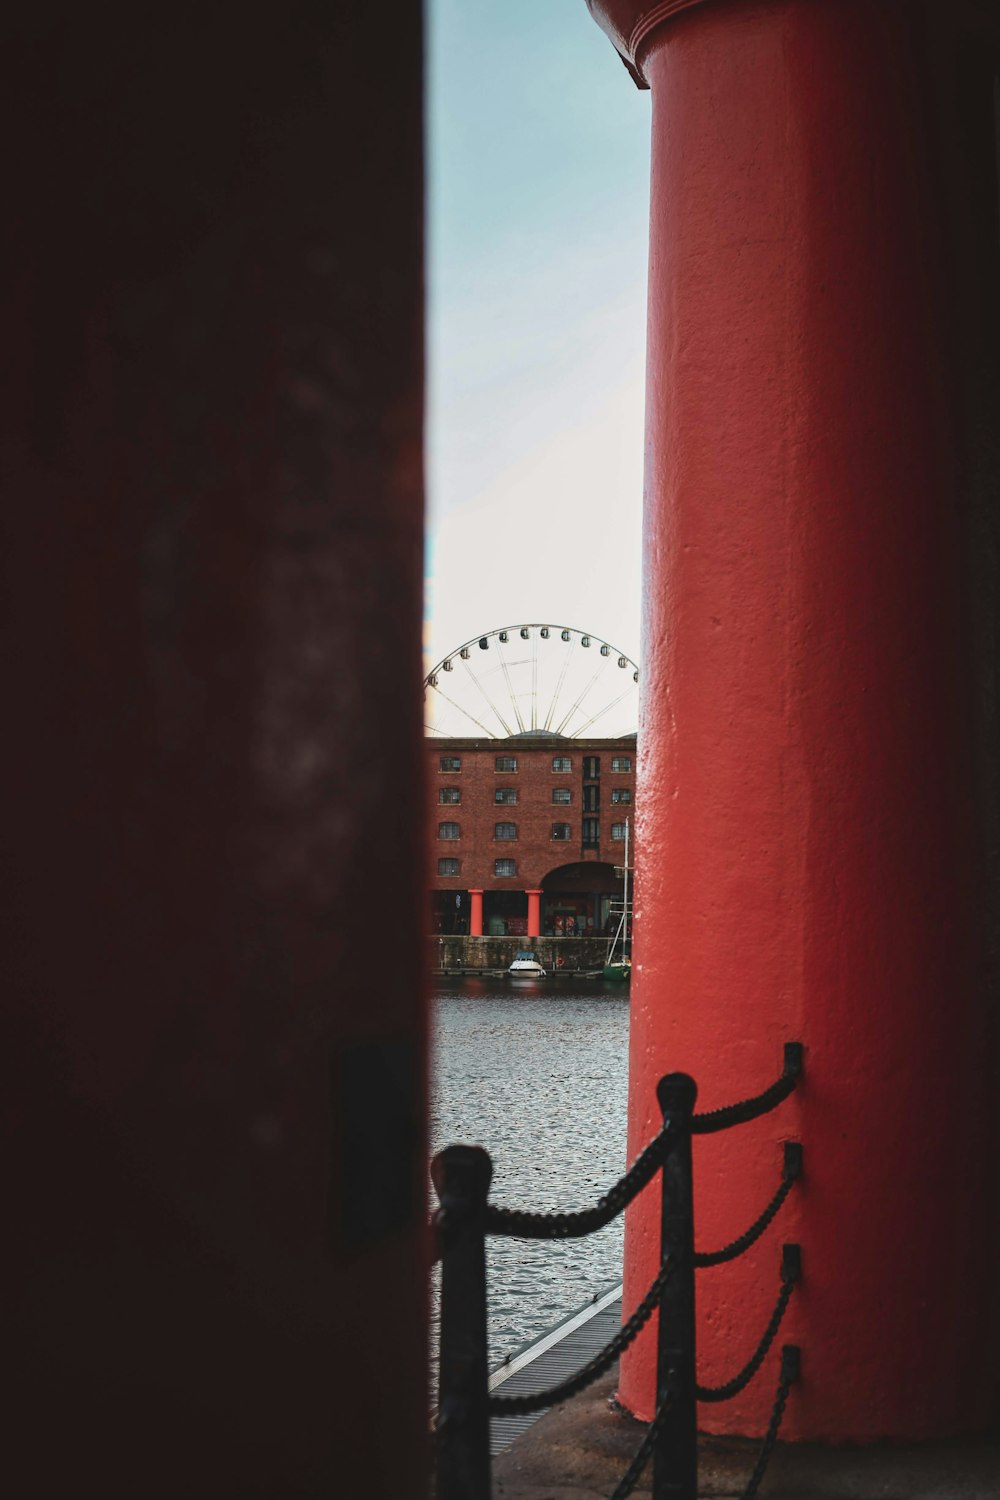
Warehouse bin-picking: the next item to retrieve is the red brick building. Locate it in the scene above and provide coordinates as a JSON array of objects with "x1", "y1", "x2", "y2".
[{"x1": 427, "y1": 734, "x2": 636, "y2": 938}]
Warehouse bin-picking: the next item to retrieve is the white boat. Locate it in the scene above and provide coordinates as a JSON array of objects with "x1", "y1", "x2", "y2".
[{"x1": 508, "y1": 950, "x2": 547, "y2": 977}]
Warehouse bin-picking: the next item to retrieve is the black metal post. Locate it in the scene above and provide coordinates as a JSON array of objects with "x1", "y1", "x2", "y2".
[
  {"x1": 431, "y1": 1144, "x2": 493, "y2": 1500},
  {"x1": 653, "y1": 1072, "x2": 698, "y2": 1500}
]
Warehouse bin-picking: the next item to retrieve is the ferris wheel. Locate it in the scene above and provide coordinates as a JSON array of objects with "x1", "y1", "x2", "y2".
[{"x1": 424, "y1": 624, "x2": 639, "y2": 739}]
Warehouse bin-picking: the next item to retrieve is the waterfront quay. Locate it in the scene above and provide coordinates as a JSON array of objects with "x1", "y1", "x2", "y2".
[
  {"x1": 492, "y1": 1371, "x2": 1000, "y2": 1499},
  {"x1": 430, "y1": 934, "x2": 612, "y2": 975}
]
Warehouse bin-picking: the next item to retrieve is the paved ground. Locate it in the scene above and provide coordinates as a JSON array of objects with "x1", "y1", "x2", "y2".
[{"x1": 492, "y1": 1372, "x2": 1000, "y2": 1500}]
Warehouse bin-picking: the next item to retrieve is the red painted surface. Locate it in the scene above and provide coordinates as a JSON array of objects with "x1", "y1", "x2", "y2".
[
  {"x1": 469, "y1": 889, "x2": 485, "y2": 938},
  {"x1": 596, "y1": 0, "x2": 996, "y2": 1442},
  {"x1": 1, "y1": 7, "x2": 427, "y2": 1494},
  {"x1": 526, "y1": 889, "x2": 542, "y2": 938}
]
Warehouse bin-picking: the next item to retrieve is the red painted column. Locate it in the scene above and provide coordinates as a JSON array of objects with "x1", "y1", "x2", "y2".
[
  {"x1": 469, "y1": 889, "x2": 484, "y2": 938},
  {"x1": 590, "y1": 0, "x2": 993, "y2": 1442},
  {"x1": 526, "y1": 889, "x2": 542, "y2": 939}
]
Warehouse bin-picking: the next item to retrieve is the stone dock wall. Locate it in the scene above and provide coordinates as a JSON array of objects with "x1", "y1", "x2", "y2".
[{"x1": 429, "y1": 935, "x2": 613, "y2": 974}]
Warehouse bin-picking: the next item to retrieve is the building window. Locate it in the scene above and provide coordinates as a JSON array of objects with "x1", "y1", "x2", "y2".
[
  {"x1": 583, "y1": 755, "x2": 600, "y2": 779},
  {"x1": 611, "y1": 788, "x2": 631, "y2": 804},
  {"x1": 495, "y1": 755, "x2": 518, "y2": 772},
  {"x1": 439, "y1": 755, "x2": 461, "y2": 772},
  {"x1": 439, "y1": 787, "x2": 461, "y2": 804},
  {"x1": 583, "y1": 785, "x2": 600, "y2": 813},
  {"x1": 551, "y1": 823, "x2": 571, "y2": 841},
  {"x1": 552, "y1": 788, "x2": 572, "y2": 804},
  {"x1": 611, "y1": 755, "x2": 632, "y2": 772},
  {"x1": 494, "y1": 822, "x2": 517, "y2": 841},
  {"x1": 437, "y1": 858, "x2": 460, "y2": 876},
  {"x1": 551, "y1": 755, "x2": 572, "y2": 772},
  {"x1": 582, "y1": 817, "x2": 600, "y2": 848},
  {"x1": 495, "y1": 787, "x2": 518, "y2": 805},
  {"x1": 611, "y1": 823, "x2": 627, "y2": 841},
  {"x1": 438, "y1": 821, "x2": 460, "y2": 840},
  {"x1": 494, "y1": 858, "x2": 517, "y2": 877}
]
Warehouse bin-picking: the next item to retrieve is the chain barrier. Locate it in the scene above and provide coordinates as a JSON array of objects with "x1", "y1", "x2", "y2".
[
  {"x1": 694, "y1": 1144, "x2": 802, "y2": 1267},
  {"x1": 691, "y1": 1043, "x2": 803, "y2": 1135},
  {"x1": 484, "y1": 1118, "x2": 674, "y2": 1239},
  {"x1": 431, "y1": 1043, "x2": 804, "y2": 1500},
  {"x1": 695, "y1": 1245, "x2": 800, "y2": 1403},
  {"x1": 738, "y1": 1346, "x2": 801, "y2": 1500},
  {"x1": 608, "y1": 1397, "x2": 672, "y2": 1500},
  {"x1": 489, "y1": 1258, "x2": 675, "y2": 1417}
]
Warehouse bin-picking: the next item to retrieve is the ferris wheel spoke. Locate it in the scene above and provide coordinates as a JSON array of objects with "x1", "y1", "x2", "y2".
[
  {"x1": 542, "y1": 639, "x2": 575, "y2": 733},
  {"x1": 459, "y1": 656, "x2": 514, "y2": 737},
  {"x1": 553, "y1": 662, "x2": 605, "y2": 737},
  {"x1": 425, "y1": 625, "x2": 638, "y2": 741},
  {"x1": 574, "y1": 686, "x2": 638, "y2": 736},
  {"x1": 530, "y1": 633, "x2": 539, "y2": 732},
  {"x1": 496, "y1": 643, "x2": 526, "y2": 734},
  {"x1": 428, "y1": 682, "x2": 500, "y2": 738}
]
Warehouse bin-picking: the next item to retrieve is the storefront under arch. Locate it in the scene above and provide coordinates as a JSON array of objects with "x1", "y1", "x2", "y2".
[{"x1": 540, "y1": 861, "x2": 623, "y2": 938}]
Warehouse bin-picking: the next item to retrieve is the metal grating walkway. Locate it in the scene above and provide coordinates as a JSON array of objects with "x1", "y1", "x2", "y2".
[{"x1": 489, "y1": 1283, "x2": 623, "y2": 1454}]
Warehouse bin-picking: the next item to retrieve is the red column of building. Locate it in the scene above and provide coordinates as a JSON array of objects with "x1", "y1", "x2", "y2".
[
  {"x1": 469, "y1": 889, "x2": 484, "y2": 938},
  {"x1": 526, "y1": 889, "x2": 542, "y2": 939},
  {"x1": 590, "y1": 0, "x2": 992, "y2": 1441}
]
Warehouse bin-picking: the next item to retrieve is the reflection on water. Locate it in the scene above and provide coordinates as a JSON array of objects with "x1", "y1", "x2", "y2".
[{"x1": 430, "y1": 976, "x2": 629, "y2": 1368}]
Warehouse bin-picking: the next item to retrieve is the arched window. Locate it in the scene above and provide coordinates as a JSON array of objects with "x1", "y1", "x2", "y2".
[
  {"x1": 438, "y1": 821, "x2": 461, "y2": 840},
  {"x1": 551, "y1": 823, "x2": 572, "y2": 841},
  {"x1": 494, "y1": 822, "x2": 517, "y2": 841},
  {"x1": 494, "y1": 858, "x2": 516, "y2": 877}
]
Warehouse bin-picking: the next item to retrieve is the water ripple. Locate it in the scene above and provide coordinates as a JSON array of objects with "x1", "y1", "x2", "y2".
[{"x1": 430, "y1": 977, "x2": 630, "y2": 1368}]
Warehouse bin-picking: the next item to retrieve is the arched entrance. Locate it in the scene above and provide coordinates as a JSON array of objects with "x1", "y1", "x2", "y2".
[{"x1": 541, "y1": 861, "x2": 622, "y2": 938}]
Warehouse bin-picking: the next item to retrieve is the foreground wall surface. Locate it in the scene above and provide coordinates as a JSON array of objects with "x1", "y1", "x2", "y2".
[
  {"x1": 589, "y1": 0, "x2": 1000, "y2": 1442},
  {"x1": 1, "y1": 7, "x2": 426, "y2": 1493}
]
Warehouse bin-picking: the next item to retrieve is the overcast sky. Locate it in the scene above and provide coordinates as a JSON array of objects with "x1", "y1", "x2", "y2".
[{"x1": 425, "y1": 0, "x2": 651, "y2": 671}]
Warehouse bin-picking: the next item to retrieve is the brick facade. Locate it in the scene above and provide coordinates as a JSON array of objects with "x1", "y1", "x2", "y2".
[{"x1": 427, "y1": 735, "x2": 636, "y2": 936}]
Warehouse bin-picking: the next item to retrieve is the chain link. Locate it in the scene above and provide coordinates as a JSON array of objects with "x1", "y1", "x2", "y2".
[
  {"x1": 484, "y1": 1119, "x2": 675, "y2": 1239},
  {"x1": 694, "y1": 1146, "x2": 801, "y2": 1267},
  {"x1": 691, "y1": 1045, "x2": 803, "y2": 1136},
  {"x1": 739, "y1": 1346, "x2": 800, "y2": 1500},
  {"x1": 607, "y1": 1396, "x2": 672, "y2": 1500},
  {"x1": 696, "y1": 1249, "x2": 799, "y2": 1402},
  {"x1": 488, "y1": 1257, "x2": 675, "y2": 1417},
  {"x1": 461, "y1": 1047, "x2": 802, "y2": 1243}
]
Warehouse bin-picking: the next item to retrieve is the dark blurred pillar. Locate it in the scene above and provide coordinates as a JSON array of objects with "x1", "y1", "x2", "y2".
[{"x1": 0, "y1": 6, "x2": 426, "y2": 1494}]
